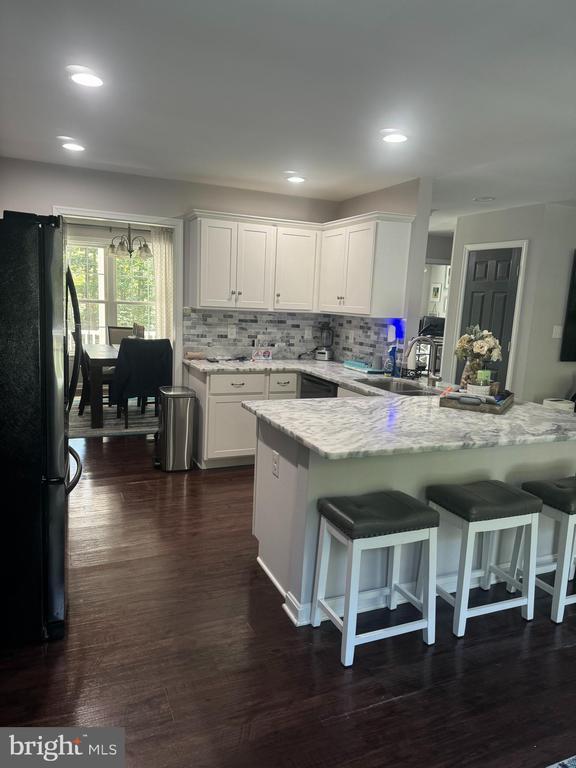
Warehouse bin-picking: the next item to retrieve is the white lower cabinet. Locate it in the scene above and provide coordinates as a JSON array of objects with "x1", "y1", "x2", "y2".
[
  {"x1": 268, "y1": 392, "x2": 297, "y2": 400},
  {"x1": 206, "y1": 395, "x2": 261, "y2": 459}
]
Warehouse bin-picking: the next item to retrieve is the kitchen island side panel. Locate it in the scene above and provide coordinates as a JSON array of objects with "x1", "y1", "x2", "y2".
[{"x1": 253, "y1": 423, "x2": 576, "y2": 626}]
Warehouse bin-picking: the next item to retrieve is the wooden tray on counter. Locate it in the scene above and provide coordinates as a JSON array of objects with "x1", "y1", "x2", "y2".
[{"x1": 439, "y1": 391, "x2": 515, "y2": 415}]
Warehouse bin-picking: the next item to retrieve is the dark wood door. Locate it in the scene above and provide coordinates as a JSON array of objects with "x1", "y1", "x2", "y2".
[{"x1": 457, "y1": 247, "x2": 521, "y2": 386}]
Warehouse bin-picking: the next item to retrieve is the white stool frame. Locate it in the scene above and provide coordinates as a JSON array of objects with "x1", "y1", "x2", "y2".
[
  {"x1": 508, "y1": 503, "x2": 576, "y2": 623},
  {"x1": 311, "y1": 517, "x2": 438, "y2": 667},
  {"x1": 429, "y1": 502, "x2": 539, "y2": 637}
]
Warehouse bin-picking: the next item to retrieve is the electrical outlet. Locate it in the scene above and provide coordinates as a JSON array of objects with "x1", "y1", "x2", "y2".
[
  {"x1": 272, "y1": 450, "x2": 280, "y2": 478},
  {"x1": 304, "y1": 327, "x2": 313, "y2": 340},
  {"x1": 228, "y1": 324, "x2": 237, "y2": 339},
  {"x1": 552, "y1": 325, "x2": 563, "y2": 340}
]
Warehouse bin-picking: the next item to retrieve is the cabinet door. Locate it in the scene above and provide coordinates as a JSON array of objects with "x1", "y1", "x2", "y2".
[
  {"x1": 236, "y1": 223, "x2": 275, "y2": 310},
  {"x1": 199, "y1": 219, "x2": 238, "y2": 308},
  {"x1": 274, "y1": 228, "x2": 318, "y2": 311},
  {"x1": 206, "y1": 395, "x2": 260, "y2": 458},
  {"x1": 342, "y1": 222, "x2": 376, "y2": 315},
  {"x1": 318, "y1": 228, "x2": 347, "y2": 312}
]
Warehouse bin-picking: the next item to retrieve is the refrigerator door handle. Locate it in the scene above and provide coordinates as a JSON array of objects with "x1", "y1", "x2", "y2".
[
  {"x1": 66, "y1": 268, "x2": 82, "y2": 411},
  {"x1": 66, "y1": 445, "x2": 82, "y2": 495}
]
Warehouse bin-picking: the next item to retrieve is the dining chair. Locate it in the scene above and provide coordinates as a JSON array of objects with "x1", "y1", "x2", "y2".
[
  {"x1": 110, "y1": 338, "x2": 173, "y2": 428},
  {"x1": 132, "y1": 323, "x2": 146, "y2": 338}
]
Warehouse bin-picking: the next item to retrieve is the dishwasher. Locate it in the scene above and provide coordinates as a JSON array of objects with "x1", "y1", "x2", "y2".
[{"x1": 300, "y1": 373, "x2": 338, "y2": 398}]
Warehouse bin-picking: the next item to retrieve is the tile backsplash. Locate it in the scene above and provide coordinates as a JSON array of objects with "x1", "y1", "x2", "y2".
[{"x1": 183, "y1": 308, "x2": 399, "y2": 363}]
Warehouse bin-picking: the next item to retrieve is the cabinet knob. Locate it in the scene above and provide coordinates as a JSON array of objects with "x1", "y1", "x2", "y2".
[
  {"x1": 276, "y1": 293, "x2": 281, "y2": 298},
  {"x1": 237, "y1": 291, "x2": 243, "y2": 296},
  {"x1": 231, "y1": 290, "x2": 236, "y2": 295}
]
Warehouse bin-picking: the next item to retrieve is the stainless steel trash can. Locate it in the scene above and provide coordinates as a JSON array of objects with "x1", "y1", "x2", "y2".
[{"x1": 158, "y1": 386, "x2": 195, "y2": 471}]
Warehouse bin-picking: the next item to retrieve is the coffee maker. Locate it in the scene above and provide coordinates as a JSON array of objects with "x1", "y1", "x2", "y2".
[{"x1": 314, "y1": 323, "x2": 334, "y2": 361}]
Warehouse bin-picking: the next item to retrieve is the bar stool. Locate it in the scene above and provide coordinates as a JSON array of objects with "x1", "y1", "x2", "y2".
[
  {"x1": 426, "y1": 480, "x2": 542, "y2": 637},
  {"x1": 311, "y1": 490, "x2": 439, "y2": 667},
  {"x1": 507, "y1": 477, "x2": 576, "y2": 624}
]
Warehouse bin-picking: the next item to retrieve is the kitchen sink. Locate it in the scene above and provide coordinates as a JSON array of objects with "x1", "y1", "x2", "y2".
[{"x1": 355, "y1": 377, "x2": 438, "y2": 396}]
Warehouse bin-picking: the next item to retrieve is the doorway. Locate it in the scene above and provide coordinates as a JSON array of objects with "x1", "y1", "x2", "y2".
[{"x1": 455, "y1": 243, "x2": 525, "y2": 388}]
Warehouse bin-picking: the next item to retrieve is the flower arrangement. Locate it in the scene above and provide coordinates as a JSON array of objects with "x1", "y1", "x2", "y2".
[{"x1": 455, "y1": 325, "x2": 502, "y2": 386}]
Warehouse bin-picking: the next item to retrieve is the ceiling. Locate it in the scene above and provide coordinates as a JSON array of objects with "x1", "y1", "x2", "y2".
[{"x1": 2, "y1": 0, "x2": 576, "y2": 231}]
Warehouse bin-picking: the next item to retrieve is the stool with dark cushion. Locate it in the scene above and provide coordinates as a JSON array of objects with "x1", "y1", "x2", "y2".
[
  {"x1": 509, "y1": 477, "x2": 576, "y2": 623},
  {"x1": 426, "y1": 480, "x2": 541, "y2": 637},
  {"x1": 311, "y1": 490, "x2": 439, "y2": 666}
]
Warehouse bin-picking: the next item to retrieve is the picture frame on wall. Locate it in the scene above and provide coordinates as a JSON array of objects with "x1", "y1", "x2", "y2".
[{"x1": 430, "y1": 282, "x2": 442, "y2": 302}]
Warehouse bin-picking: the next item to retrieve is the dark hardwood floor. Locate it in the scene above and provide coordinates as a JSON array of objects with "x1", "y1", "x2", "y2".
[{"x1": 1, "y1": 436, "x2": 575, "y2": 767}]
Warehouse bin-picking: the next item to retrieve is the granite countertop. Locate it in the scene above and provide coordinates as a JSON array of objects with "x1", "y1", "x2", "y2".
[
  {"x1": 244, "y1": 392, "x2": 576, "y2": 460},
  {"x1": 183, "y1": 357, "x2": 576, "y2": 459}
]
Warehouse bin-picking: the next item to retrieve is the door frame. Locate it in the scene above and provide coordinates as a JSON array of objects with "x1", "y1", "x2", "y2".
[
  {"x1": 53, "y1": 205, "x2": 184, "y2": 385},
  {"x1": 450, "y1": 239, "x2": 529, "y2": 391}
]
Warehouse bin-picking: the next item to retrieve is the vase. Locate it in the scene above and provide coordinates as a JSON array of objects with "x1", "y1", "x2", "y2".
[{"x1": 460, "y1": 358, "x2": 482, "y2": 387}]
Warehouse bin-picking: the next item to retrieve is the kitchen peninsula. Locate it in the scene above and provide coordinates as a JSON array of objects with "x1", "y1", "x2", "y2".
[{"x1": 243, "y1": 393, "x2": 576, "y2": 626}]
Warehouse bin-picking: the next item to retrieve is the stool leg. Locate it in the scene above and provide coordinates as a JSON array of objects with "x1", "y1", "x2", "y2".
[
  {"x1": 341, "y1": 540, "x2": 362, "y2": 667},
  {"x1": 311, "y1": 518, "x2": 331, "y2": 627},
  {"x1": 551, "y1": 515, "x2": 574, "y2": 624},
  {"x1": 422, "y1": 528, "x2": 437, "y2": 645},
  {"x1": 480, "y1": 531, "x2": 496, "y2": 591},
  {"x1": 453, "y1": 523, "x2": 475, "y2": 638},
  {"x1": 387, "y1": 545, "x2": 401, "y2": 610},
  {"x1": 507, "y1": 527, "x2": 524, "y2": 594},
  {"x1": 569, "y1": 524, "x2": 576, "y2": 581},
  {"x1": 521, "y1": 515, "x2": 538, "y2": 621}
]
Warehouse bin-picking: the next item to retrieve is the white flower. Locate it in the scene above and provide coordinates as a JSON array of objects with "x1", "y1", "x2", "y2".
[
  {"x1": 482, "y1": 329, "x2": 491, "y2": 337},
  {"x1": 473, "y1": 340, "x2": 489, "y2": 356},
  {"x1": 491, "y1": 347, "x2": 502, "y2": 362}
]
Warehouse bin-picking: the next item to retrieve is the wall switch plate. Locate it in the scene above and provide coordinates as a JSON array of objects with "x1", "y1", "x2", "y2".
[
  {"x1": 552, "y1": 325, "x2": 563, "y2": 340},
  {"x1": 272, "y1": 450, "x2": 280, "y2": 478}
]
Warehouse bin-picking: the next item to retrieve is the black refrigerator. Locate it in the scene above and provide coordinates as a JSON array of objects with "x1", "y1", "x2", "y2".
[{"x1": 0, "y1": 210, "x2": 83, "y2": 643}]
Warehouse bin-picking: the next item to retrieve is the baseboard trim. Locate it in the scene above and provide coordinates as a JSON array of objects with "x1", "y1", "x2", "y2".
[{"x1": 256, "y1": 557, "x2": 286, "y2": 597}]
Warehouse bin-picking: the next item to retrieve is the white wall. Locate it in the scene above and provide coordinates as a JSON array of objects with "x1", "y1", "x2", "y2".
[
  {"x1": 0, "y1": 157, "x2": 338, "y2": 222},
  {"x1": 442, "y1": 203, "x2": 576, "y2": 402}
]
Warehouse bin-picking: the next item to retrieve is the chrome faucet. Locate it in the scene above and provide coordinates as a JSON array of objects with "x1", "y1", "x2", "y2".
[{"x1": 401, "y1": 335, "x2": 440, "y2": 385}]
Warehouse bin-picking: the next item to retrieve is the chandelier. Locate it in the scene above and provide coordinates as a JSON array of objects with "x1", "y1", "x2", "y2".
[{"x1": 107, "y1": 223, "x2": 152, "y2": 258}]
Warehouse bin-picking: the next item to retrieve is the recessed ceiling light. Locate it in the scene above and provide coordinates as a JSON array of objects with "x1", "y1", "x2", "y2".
[
  {"x1": 473, "y1": 196, "x2": 495, "y2": 203},
  {"x1": 62, "y1": 142, "x2": 85, "y2": 152},
  {"x1": 284, "y1": 171, "x2": 306, "y2": 183},
  {"x1": 71, "y1": 72, "x2": 103, "y2": 87},
  {"x1": 66, "y1": 64, "x2": 103, "y2": 87},
  {"x1": 380, "y1": 129, "x2": 408, "y2": 144},
  {"x1": 56, "y1": 135, "x2": 75, "y2": 141}
]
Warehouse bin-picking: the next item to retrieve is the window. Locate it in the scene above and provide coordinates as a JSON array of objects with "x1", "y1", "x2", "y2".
[{"x1": 67, "y1": 234, "x2": 156, "y2": 345}]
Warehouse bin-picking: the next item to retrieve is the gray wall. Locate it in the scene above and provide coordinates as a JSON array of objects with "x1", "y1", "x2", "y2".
[
  {"x1": 426, "y1": 233, "x2": 453, "y2": 264},
  {"x1": 442, "y1": 203, "x2": 576, "y2": 402},
  {"x1": 336, "y1": 178, "x2": 420, "y2": 219},
  {"x1": 0, "y1": 157, "x2": 339, "y2": 222}
]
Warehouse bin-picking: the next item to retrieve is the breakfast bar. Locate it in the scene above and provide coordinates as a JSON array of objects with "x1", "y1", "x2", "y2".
[{"x1": 243, "y1": 394, "x2": 576, "y2": 626}]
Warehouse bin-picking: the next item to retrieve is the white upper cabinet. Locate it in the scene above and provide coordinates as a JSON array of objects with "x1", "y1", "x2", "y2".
[
  {"x1": 199, "y1": 219, "x2": 238, "y2": 308},
  {"x1": 186, "y1": 212, "x2": 413, "y2": 318},
  {"x1": 318, "y1": 228, "x2": 347, "y2": 312},
  {"x1": 319, "y1": 218, "x2": 412, "y2": 318},
  {"x1": 341, "y1": 221, "x2": 376, "y2": 315},
  {"x1": 274, "y1": 227, "x2": 318, "y2": 311},
  {"x1": 236, "y1": 223, "x2": 275, "y2": 310}
]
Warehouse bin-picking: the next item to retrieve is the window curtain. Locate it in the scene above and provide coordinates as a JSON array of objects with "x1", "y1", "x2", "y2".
[{"x1": 152, "y1": 227, "x2": 174, "y2": 340}]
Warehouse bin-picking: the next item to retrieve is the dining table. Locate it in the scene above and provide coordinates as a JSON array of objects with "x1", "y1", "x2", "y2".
[{"x1": 83, "y1": 343, "x2": 119, "y2": 428}]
